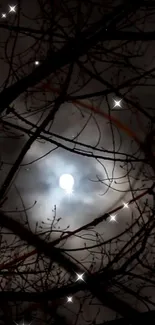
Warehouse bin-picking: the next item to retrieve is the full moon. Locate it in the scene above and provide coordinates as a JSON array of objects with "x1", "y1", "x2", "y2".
[{"x1": 59, "y1": 174, "x2": 74, "y2": 193}]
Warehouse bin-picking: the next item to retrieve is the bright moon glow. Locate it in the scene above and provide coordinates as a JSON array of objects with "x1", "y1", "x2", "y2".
[{"x1": 59, "y1": 174, "x2": 74, "y2": 193}]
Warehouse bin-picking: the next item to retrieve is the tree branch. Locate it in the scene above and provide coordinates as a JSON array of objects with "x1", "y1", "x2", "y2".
[
  {"x1": 0, "y1": 210, "x2": 145, "y2": 322},
  {"x1": 0, "y1": 1, "x2": 142, "y2": 114}
]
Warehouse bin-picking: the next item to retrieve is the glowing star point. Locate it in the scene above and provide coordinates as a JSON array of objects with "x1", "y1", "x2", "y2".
[
  {"x1": 114, "y1": 99, "x2": 122, "y2": 108},
  {"x1": 2, "y1": 13, "x2": 7, "y2": 18},
  {"x1": 123, "y1": 202, "x2": 129, "y2": 209},
  {"x1": 109, "y1": 215, "x2": 117, "y2": 223},
  {"x1": 59, "y1": 174, "x2": 74, "y2": 194},
  {"x1": 76, "y1": 273, "x2": 85, "y2": 282},
  {"x1": 67, "y1": 296, "x2": 73, "y2": 303},
  {"x1": 9, "y1": 5, "x2": 16, "y2": 13},
  {"x1": 35, "y1": 60, "x2": 39, "y2": 65}
]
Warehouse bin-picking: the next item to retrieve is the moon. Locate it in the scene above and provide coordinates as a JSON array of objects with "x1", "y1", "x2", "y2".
[{"x1": 59, "y1": 174, "x2": 74, "y2": 193}]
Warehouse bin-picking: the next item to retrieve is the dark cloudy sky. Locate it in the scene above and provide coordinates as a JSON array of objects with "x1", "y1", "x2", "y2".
[{"x1": 0, "y1": 0, "x2": 155, "y2": 324}]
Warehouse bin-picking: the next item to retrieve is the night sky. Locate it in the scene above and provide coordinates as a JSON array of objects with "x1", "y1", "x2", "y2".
[{"x1": 0, "y1": 1, "x2": 155, "y2": 325}]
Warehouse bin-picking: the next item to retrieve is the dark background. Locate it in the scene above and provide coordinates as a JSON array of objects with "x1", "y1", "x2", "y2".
[{"x1": 0, "y1": 0, "x2": 155, "y2": 324}]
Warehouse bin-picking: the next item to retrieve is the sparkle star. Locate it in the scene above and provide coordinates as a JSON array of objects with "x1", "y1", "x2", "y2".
[
  {"x1": 123, "y1": 202, "x2": 129, "y2": 209},
  {"x1": 9, "y1": 5, "x2": 16, "y2": 13},
  {"x1": 75, "y1": 273, "x2": 85, "y2": 282},
  {"x1": 113, "y1": 99, "x2": 122, "y2": 108},
  {"x1": 35, "y1": 60, "x2": 39, "y2": 65},
  {"x1": 67, "y1": 296, "x2": 73, "y2": 303},
  {"x1": 109, "y1": 215, "x2": 117, "y2": 223},
  {"x1": 2, "y1": 13, "x2": 7, "y2": 18}
]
